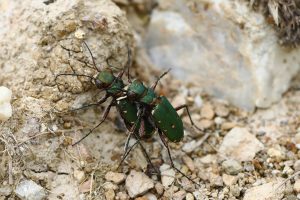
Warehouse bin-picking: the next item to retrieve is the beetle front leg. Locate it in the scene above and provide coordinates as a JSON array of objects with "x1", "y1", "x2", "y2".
[
  {"x1": 118, "y1": 114, "x2": 158, "y2": 175},
  {"x1": 72, "y1": 99, "x2": 113, "y2": 146}
]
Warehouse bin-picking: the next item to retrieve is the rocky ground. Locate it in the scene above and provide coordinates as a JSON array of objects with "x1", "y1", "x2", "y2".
[{"x1": 1, "y1": 72, "x2": 300, "y2": 199}]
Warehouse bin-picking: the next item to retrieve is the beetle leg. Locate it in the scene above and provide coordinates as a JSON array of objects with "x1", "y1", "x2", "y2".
[
  {"x1": 72, "y1": 99, "x2": 114, "y2": 146},
  {"x1": 69, "y1": 93, "x2": 109, "y2": 112},
  {"x1": 158, "y1": 130, "x2": 201, "y2": 187},
  {"x1": 119, "y1": 112, "x2": 159, "y2": 175},
  {"x1": 175, "y1": 104, "x2": 203, "y2": 132}
]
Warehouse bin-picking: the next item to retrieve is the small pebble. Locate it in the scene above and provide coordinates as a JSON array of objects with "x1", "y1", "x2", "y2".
[
  {"x1": 173, "y1": 190, "x2": 186, "y2": 200},
  {"x1": 0, "y1": 86, "x2": 12, "y2": 121},
  {"x1": 295, "y1": 133, "x2": 300, "y2": 144},
  {"x1": 222, "y1": 159, "x2": 242, "y2": 175},
  {"x1": 125, "y1": 170, "x2": 154, "y2": 198},
  {"x1": 161, "y1": 169, "x2": 175, "y2": 188},
  {"x1": 171, "y1": 93, "x2": 186, "y2": 116},
  {"x1": 200, "y1": 103, "x2": 215, "y2": 119},
  {"x1": 221, "y1": 122, "x2": 236, "y2": 130},
  {"x1": 103, "y1": 182, "x2": 118, "y2": 191},
  {"x1": 219, "y1": 127, "x2": 264, "y2": 162},
  {"x1": 105, "y1": 189, "x2": 115, "y2": 200},
  {"x1": 182, "y1": 155, "x2": 195, "y2": 171},
  {"x1": 267, "y1": 147, "x2": 285, "y2": 161},
  {"x1": 194, "y1": 95, "x2": 203, "y2": 108},
  {"x1": 15, "y1": 180, "x2": 47, "y2": 200},
  {"x1": 0, "y1": 185, "x2": 12, "y2": 196},
  {"x1": 144, "y1": 193, "x2": 157, "y2": 200},
  {"x1": 74, "y1": 29, "x2": 85, "y2": 39},
  {"x1": 230, "y1": 185, "x2": 241, "y2": 197},
  {"x1": 294, "y1": 160, "x2": 300, "y2": 171},
  {"x1": 215, "y1": 104, "x2": 229, "y2": 117},
  {"x1": 116, "y1": 191, "x2": 129, "y2": 200},
  {"x1": 105, "y1": 171, "x2": 126, "y2": 184},
  {"x1": 222, "y1": 174, "x2": 237, "y2": 186},
  {"x1": 79, "y1": 179, "x2": 91, "y2": 193},
  {"x1": 209, "y1": 173, "x2": 223, "y2": 187},
  {"x1": 180, "y1": 177, "x2": 195, "y2": 192},
  {"x1": 186, "y1": 193, "x2": 194, "y2": 200},
  {"x1": 294, "y1": 179, "x2": 300, "y2": 193},
  {"x1": 214, "y1": 117, "x2": 224, "y2": 125},
  {"x1": 283, "y1": 166, "x2": 294, "y2": 175},
  {"x1": 73, "y1": 170, "x2": 85, "y2": 183},
  {"x1": 155, "y1": 182, "x2": 164, "y2": 195},
  {"x1": 197, "y1": 119, "x2": 214, "y2": 129}
]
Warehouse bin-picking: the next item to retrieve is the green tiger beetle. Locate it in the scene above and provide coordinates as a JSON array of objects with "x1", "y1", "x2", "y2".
[{"x1": 55, "y1": 41, "x2": 205, "y2": 187}]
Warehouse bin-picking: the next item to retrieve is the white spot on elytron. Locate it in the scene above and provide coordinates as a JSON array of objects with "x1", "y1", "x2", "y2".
[
  {"x1": 123, "y1": 111, "x2": 127, "y2": 114},
  {"x1": 164, "y1": 129, "x2": 167, "y2": 132},
  {"x1": 172, "y1": 124, "x2": 175, "y2": 128},
  {"x1": 158, "y1": 121, "x2": 161, "y2": 123}
]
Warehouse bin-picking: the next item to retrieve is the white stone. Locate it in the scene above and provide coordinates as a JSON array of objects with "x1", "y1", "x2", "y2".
[
  {"x1": 294, "y1": 179, "x2": 300, "y2": 193},
  {"x1": 15, "y1": 180, "x2": 47, "y2": 200},
  {"x1": 160, "y1": 165, "x2": 176, "y2": 188},
  {"x1": 0, "y1": 86, "x2": 12, "y2": 121},
  {"x1": 125, "y1": 170, "x2": 154, "y2": 198},
  {"x1": 243, "y1": 180, "x2": 284, "y2": 200},
  {"x1": 219, "y1": 127, "x2": 264, "y2": 161},
  {"x1": 222, "y1": 174, "x2": 238, "y2": 186},
  {"x1": 186, "y1": 193, "x2": 194, "y2": 200},
  {"x1": 144, "y1": 193, "x2": 157, "y2": 200},
  {"x1": 145, "y1": 0, "x2": 300, "y2": 110},
  {"x1": 73, "y1": 170, "x2": 85, "y2": 183},
  {"x1": 267, "y1": 147, "x2": 285, "y2": 161},
  {"x1": 105, "y1": 171, "x2": 126, "y2": 184}
]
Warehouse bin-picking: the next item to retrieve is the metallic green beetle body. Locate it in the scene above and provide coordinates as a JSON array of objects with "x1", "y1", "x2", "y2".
[
  {"x1": 152, "y1": 96, "x2": 184, "y2": 142},
  {"x1": 127, "y1": 80, "x2": 184, "y2": 142},
  {"x1": 96, "y1": 70, "x2": 155, "y2": 138},
  {"x1": 116, "y1": 99, "x2": 154, "y2": 138}
]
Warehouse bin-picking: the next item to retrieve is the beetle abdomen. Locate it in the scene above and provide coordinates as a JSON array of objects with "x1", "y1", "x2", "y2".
[
  {"x1": 152, "y1": 96, "x2": 184, "y2": 142},
  {"x1": 116, "y1": 99, "x2": 154, "y2": 137}
]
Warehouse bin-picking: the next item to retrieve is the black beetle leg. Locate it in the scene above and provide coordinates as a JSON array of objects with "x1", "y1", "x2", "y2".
[
  {"x1": 69, "y1": 93, "x2": 109, "y2": 112},
  {"x1": 175, "y1": 104, "x2": 203, "y2": 132},
  {"x1": 72, "y1": 99, "x2": 113, "y2": 146},
  {"x1": 118, "y1": 113, "x2": 158, "y2": 175},
  {"x1": 158, "y1": 130, "x2": 201, "y2": 187}
]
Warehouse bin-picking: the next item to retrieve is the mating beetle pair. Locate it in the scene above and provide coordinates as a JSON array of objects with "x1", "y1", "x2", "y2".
[{"x1": 55, "y1": 41, "x2": 204, "y2": 186}]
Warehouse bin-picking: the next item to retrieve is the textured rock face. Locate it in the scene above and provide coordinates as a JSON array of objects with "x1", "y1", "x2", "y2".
[
  {"x1": 219, "y1": 127, "x2": 264, "y2": 161},
  {"x1": 0, "y1": 0, "x2": 133, "y2": 198},
  {"x1": 144, "y1": 0, "x2": 300, "y2": 110}
]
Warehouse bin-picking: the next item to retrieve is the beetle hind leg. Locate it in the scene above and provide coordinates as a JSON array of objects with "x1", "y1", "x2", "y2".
[
  {"x1": 158, "y1": 130, "x2": 201, "y2": 187},
  {"x1": 175, "y1": 104, "x2": 203, "y2": 132}
]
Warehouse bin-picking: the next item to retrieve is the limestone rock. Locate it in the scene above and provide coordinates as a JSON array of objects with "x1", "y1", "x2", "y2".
[
  {"x1": 125, "y1": 170, "x2": 154, "y2": 198},
  {"x1": 15, "y1": 180, "x2": 47, "y2": 200},
  {"x1": 243, "y1": 180, "x2": 285, "y2": 200},
  {"x1": 0, "y1": 86, "x2": 12, "y2": 121},
  {"x1": 219, "y1": 127, "x2": 264, "y2": 161},
  {"x1": 144, "y1": 0, "x2": 300, "y2": 110}
]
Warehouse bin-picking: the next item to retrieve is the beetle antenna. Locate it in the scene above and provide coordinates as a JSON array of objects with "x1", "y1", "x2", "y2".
[
  {"x1": 82, "y1": 41, "x2": 100, "y2": 72},
  {"x1": 151, "y1": 68, "x2": 171, "y2": 90}
]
